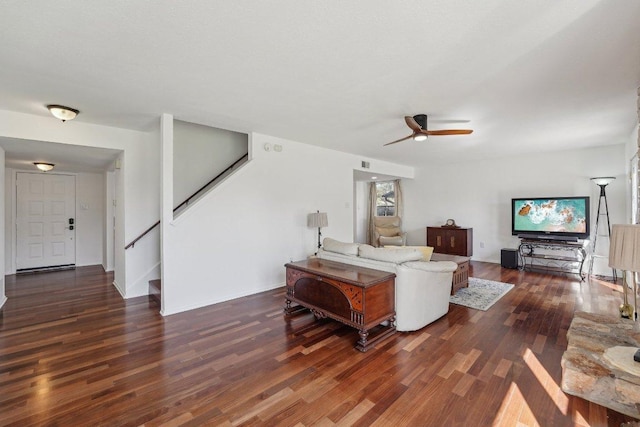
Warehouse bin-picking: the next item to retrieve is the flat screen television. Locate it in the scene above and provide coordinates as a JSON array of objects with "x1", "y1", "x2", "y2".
[{"x1": 511, "y1": 196, "x2": 590, "y2": 241}]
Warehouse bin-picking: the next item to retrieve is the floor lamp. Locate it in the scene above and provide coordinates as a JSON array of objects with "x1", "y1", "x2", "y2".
[
  {"x1": 609, "y1": 224, "x2": 640, "y2": 321},
  {"x1": 308, "y1": 210, "x2": 328, "y2": 255},
  {"x1": 590, "y1": 177, "x2": 616, "y2": 281}
]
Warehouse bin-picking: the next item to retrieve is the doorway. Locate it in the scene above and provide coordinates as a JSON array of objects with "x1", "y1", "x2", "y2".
[{"x1": 16, "y1": 172, "x2": 76, "y2": 271}]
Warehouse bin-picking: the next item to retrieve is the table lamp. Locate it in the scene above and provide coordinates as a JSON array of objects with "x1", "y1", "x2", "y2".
[
  {"x1": 609, "y1": 224, "x2": 640, "y2": 362},
  {"x1": 308, "y1": 210, "x2": 328, "y2": 255}
]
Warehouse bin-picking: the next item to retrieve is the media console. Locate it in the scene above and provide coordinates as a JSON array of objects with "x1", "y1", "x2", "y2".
[{"x1": 518, "y1": 238, "x2": 589, "y2": 280}]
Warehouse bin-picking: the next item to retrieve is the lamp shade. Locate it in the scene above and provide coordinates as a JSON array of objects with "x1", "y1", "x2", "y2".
[
  {"x1": 591, "y1": 177, "x2": 616, "y2": 186},
  {"x1": 609, "y1": 224, "x2": 640, "y2": 271},
  {"x1": 307, "y1": 212, "x2": 328, "y2": 228}
]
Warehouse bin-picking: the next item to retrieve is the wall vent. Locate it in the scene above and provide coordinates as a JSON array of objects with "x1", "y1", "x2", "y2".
[{"x1": 361, "y1": 161, "x2": 370, "y2": 169}]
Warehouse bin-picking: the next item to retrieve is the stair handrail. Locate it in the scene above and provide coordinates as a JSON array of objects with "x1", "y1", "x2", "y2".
[{"x1": 125, "y1": 152, "x2": 249, "y2": 249}]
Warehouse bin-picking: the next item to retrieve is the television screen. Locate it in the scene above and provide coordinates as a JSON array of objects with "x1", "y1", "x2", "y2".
[{"x1": 512, "y1": 196, "x2": 590, "y2": 240}]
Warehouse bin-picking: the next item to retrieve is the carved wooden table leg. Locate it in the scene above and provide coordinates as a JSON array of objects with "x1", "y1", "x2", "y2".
[
  {"x1": 357, "y1": 329, "x2": 370, "y2": 352},
  {"x1": 283, "y1": 299, "x2": 307, "y2": 316}
]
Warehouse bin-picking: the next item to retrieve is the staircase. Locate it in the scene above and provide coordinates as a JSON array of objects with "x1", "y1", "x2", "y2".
[
  {"x1": 130, "y1": 152, "x2": 248, "y2": 313},
  {"x1": 125, "y1": 152, "x2": 248, "y2": 250},
  {"x1": 149, "y1": 279, "x2": 161, "y2": 306}
]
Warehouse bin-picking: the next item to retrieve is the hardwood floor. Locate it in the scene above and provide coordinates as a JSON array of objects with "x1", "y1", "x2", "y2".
[{"x1": 0, "y1": 263, "x2": 637, "y2": 426}]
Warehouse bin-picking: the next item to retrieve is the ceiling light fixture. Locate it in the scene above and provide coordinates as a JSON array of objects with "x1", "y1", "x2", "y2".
[
  {"x1": 34, "y1": 162, "x2": 54, "y2": 172},
  {"x1": 413, "y1": 134, "x2": 427, "y2": 141},
  {"x1": 47, "y1": 104, "x2": 79, "y2": 122}
]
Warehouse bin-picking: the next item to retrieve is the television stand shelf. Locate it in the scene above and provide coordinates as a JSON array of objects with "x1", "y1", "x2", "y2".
[{"x1": 518, "y1": 239, "x2": 589, "y2": 280}]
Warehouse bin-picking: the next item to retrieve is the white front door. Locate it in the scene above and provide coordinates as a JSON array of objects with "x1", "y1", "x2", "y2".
[{"x1": 16, "y1": 172, "x2": 76, "y2": 270}]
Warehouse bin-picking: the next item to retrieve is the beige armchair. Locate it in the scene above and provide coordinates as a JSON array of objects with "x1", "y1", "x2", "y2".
[{"x1": 373, "y1": 216, "x2": 407, "y2": 247}]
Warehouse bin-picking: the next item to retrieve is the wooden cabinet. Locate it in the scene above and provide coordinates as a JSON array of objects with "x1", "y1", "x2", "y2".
[
  {"x1": 427, "y1": 226, "x2": 473, "y2": 256},
  {"x1": 284, "y1": 258, "x2": 396, "y2": 352}
]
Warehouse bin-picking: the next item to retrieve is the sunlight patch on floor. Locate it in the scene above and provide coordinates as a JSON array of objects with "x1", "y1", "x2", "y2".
[
  {"x1": 523, "y1": 348, "x2": 569, "y2": 415},
  {"x1": 493, "y1": 347, "x2": 575, "y2": 426},
  {"x1": 492, "y1": 381, "x2": 536, "y2": 426}
]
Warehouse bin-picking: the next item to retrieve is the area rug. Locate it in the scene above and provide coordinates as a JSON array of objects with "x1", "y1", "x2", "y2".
[{"x1": 450, "y1": 277, "x2": 514, "y2": 311}]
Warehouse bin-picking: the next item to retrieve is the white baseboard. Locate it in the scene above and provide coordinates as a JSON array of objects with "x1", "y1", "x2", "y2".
[
  {"x1": 160, "y1": 281, "x2": 284, "y2": 317},
  {"x1": 112, "y1": 280, "x2": 125, "y2": 298}
]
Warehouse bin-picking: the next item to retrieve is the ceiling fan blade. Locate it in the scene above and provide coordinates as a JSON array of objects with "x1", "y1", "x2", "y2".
[
  {"x1": 425, "y1": 129, "x2": 473, "y2": 136},
  {"x1": 428, "y1": 119, "x2": 471, "y2": 124},
  {"x1": 384, "y1": 134, "x2": 414, "y2": 146},
  {"x1": 404, "y1": 116, "x2": 422, "y2": 132}
]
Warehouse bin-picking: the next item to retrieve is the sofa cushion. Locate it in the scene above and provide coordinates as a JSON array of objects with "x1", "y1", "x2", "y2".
[
  {"x1": 404, "y1": 260, "x2": 458, "y2": 272},
  {"x1": 385, "y1": 245, "x2": 434, "y2": 261},
  {"x1": 359, "y1": 245, "x2": 423, "y2": 263},
  {"x1": 317, "y1": 249, "x2": 396, "y2": 273},
  {"x1": 322, "y1": 238, "x2": 359, "y2": 256}
]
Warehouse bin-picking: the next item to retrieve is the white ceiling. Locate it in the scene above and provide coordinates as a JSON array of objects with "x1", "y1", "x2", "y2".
[
  {"x1": 0, "y1": 138, "x2": 120, "y2": 174},
  {"x1": 1, "y1": 1, "x2": 639, "y2": 171}
]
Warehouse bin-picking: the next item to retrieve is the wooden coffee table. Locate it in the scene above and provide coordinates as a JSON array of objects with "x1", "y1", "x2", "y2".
[
  {"x1": 284, "y1": 258, "x2": 396, "y2": 352},
  {"x1": 431, "y1": 253, "x2": 470, "y2": 294}
]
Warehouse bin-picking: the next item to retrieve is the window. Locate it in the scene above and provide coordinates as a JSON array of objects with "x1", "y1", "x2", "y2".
[{"x1": 375, "y1": 181, "x2": 395, "y2": 216}]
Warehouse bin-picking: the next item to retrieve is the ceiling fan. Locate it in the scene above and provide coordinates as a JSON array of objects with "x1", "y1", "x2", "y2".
[{"x1": 384, "y1": 114, "x2": 473, "y2": 146}]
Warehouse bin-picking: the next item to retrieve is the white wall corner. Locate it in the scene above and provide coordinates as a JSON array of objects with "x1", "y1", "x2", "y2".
[{"x1": 112, "y1": 280, "x2": 125, "y2": 298}]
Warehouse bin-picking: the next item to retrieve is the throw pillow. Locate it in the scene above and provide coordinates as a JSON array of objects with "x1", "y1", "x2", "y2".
[
  {"x1": 379, "y1": 235, "x2": 403, "y2": 246},
  {"x1": 377, "y1": 227, "x2": 401, "y2": 237},
  {"x1": 412, "y1": 246, "x2": 434, "y2": 261},
  {"x1": 322, "y1": 237, "x2": 359, "y2": 256}
]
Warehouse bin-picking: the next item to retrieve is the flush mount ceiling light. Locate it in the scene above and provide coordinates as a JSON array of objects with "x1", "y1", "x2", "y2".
[
  {"x1": 47, "y1": 104, "x2": 79, "y2": 122},
  {"x1": 34, "y1": 162, "x2": 54, "y2": 172}
]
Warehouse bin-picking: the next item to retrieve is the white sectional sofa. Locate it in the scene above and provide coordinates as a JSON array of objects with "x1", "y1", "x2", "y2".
[{"x1": 317, "y1": 238, "x2": 458, "y2": 332}]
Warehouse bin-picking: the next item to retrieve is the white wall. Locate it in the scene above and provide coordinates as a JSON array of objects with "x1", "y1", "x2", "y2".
[
  {"x1": 0, "y1": 110, "x2": 160, "y2": 297},
  {"x1": 103, "y1": 170, "x2": 115, "y2": 272},
  {"x1": 113, "y1": 153, "x2": 126, "y2": 295},
  {"x1": 76, "y1": 172, "x2": 104, "y2": 266},
  {"x1": 353, "y1": 179, "x2": 369, "y2": 243},
  {"x1": 402, "y1": 144, "x2": 627, "y2": 275},
  {"x1": 173, "y1": 120, "x2": 248, "y2": 208},
  {"x1": 626, "y1": 124, "x2": 639, "y2": 222},
  {"x1": 4, "y1": 168, "x2": 11, "y2": 278},
  {"x1": 160, "y1": 129, "x2": 413, "y2": 316},
  {"x1": 0, "y1": 148, "x2": 5, "y2": 309},
  {"x1": 123, "y1": 125, "x2": 161, "y2": 297}
]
